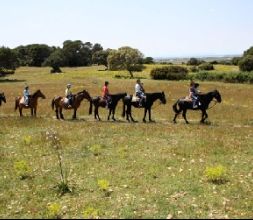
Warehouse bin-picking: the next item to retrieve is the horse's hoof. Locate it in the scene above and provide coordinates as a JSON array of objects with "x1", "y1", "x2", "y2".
[{"x1": 143, "y1": 120, "x2": 146, "y2": 123}]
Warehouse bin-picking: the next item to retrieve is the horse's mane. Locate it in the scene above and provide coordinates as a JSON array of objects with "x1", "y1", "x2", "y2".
[{"x1": 32, "y1": 90, "x2": 41, "y2": 98}]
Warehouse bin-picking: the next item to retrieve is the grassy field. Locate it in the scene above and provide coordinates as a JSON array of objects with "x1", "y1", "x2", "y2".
[{"x1": 0, "y1": 66, "x2": 252, "y2": 219}]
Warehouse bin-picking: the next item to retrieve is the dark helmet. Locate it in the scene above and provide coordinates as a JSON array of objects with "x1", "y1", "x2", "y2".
[{"x1": 105, "y1": 81, "x2": 109, "y2": 85}]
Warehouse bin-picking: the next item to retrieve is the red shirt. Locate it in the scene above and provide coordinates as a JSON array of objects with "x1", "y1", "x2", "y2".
[{"x1": 102, "y1": 85, "x2": 109, "y2": 98}]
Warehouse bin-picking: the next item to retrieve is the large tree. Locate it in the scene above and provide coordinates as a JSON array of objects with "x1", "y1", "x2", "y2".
[
  {"x1": 108, "y1": 47, "x2": 145, "y2": 78},
  {"x1": 0, "y1": 47, "x2": 18, "y2": 76},
  {"x1": 43, "y1": 48, "x2": 65, "y2": 73},
  {"x1": 92, "y1": 49, "x2": 110, "y2": 69},
  {"x1": 62, "y1": 40, "x2": 92, "y2": 66},
  {"x1": 14, "y1": 44, "x2": 53, "y2": 67}
]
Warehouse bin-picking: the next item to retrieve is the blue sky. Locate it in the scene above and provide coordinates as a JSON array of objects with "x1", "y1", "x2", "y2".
[{"x1": 0, "y1": 0, "x2": 253, "y2": 57}]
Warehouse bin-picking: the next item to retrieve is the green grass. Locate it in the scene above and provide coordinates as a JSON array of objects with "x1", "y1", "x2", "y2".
[{"x1": 0, "y1": 66, "x2": 252, "y2": 219}]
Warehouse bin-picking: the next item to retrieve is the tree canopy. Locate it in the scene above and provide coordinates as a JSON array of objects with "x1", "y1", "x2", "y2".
[{"x1": 108, "y1": 47, "x2": 145, "y2": 78}]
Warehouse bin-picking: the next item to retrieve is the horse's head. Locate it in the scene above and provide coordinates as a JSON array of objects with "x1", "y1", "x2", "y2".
[
  {"x1": 34, "y1": 90, "x2": 46, "y2": 99},
  {"x1": 159, "y1": 91, "x2": 166, "y2": 104},
  {"x1": 80, "y1": 90, "x2": 92, "y2": 101},
  {"x1": 0, "y1": 93, "x2": 6, "y2": 103},
  {"x1": 213, "y1": 90, "x2": 222, "y2": 103}
]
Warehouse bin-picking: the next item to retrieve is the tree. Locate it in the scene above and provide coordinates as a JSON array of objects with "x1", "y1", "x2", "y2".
[
  {"x1": 243, "y1": 46, "x2": 253, "y2": 56},
  {"x1": 143, "y1": 57, "x2": 154, "y2": 64},
  {"x1": 62, "y1": 40, "x2": 92, "y2": 66},
  {"x1": 92, "y1": 43, "x2": 103, "y2": 54},
  {"x1": 107, "y1": 47, "x2": 145, "y2": 78},
  {"x1": 43, "y1": 48, "x2": 65, "y2": 73},
  {"x1": 92, "y1": 50, "x2": 109, "y2": 68},
  {"x1": 239, "y1": 55, "x2": 253, "y2": 72},
  {"x1": 14, "y1": 44, "x2": 53, "y2": 67},
  {"x1": 231, "y1": 57, "x2": 241, "y2": 66},
  {"x1": 187, "y1": 58, "x2": 202, "y2": 66},
  {"x1": 0, "y1": 47, "x2": 18, "y2": 76}
]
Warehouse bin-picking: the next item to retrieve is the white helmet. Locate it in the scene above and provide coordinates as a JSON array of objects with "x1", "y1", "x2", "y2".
[{"x1": 67, "y1": 83, "x2": 71, "y2": 88}]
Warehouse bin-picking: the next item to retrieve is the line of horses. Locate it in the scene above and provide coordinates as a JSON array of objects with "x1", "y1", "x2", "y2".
[{"x1": 0, "y1": 89, "x2": 222, "y2": 124}]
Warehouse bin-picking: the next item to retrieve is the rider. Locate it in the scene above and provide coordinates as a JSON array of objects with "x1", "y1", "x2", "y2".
[
  {"x1": 102, "y1": 81, "x2": 112, "y2": 108},
  {"x1": 135, "y1": 79, "x2": 146, "y2": 106},
  {"x1": 23, "y1": 85, "x2": 30, "y2": 106},
  {"x1": 189, "y1": 81, "x2": 201, "y2": 108},
  {"x1": 65, "y1": 83, "x2": 73, "y2": 108}
]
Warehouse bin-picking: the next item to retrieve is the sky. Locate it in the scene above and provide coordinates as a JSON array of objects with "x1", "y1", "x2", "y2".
[{"x1": 0, "y1": 0, "x2": 253, "y2": 57}]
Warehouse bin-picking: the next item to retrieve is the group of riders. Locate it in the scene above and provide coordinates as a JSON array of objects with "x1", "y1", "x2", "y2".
[{"x1": 22, "y1": 80, "x2": 202, "y2": 108}]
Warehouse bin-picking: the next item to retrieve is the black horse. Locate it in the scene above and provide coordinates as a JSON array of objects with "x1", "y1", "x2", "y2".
[
  {"x1": 92, "y1": 93, "x2": 127, "y2": 121},
  {"x1": 122, "y1": 92, "x2": 166, "y2": 122},
  {"x1": 173, "y1": 90, "x2": 222, "y2": 124},
  {"x1": 0, "y1": 93, "x2": 6, "y2": 106}
]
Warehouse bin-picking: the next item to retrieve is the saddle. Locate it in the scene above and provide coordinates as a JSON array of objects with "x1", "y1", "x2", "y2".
[
  {"x1": 131, "y1": 95, "x2": 140, "y2": 103},
  {"x1": 20, "y1": 96, "x2": 30, "y2": 105}
]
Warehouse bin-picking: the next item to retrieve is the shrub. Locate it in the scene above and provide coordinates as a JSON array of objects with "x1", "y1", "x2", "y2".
[
  {"x1": 187, "y1": 58, "x2": 202, "y2": 66},
  {"x1": 189, "y1": 66, "x2": 199, "y2": 73},
  {"x1": 239, "y1": 55, "x2": 253, "y2": 72},
  {"x1": 83, "y1": 207, "x2": 99, "y2": 219},
  {"x1": 231, "y1": 57, "x2": 241, "y2": 66},
  {"x1": 205, "y1": 165, "x2": 227, "y2": 184},
  {"x1": 14, "y1": 160, "x2": 31, "y2": 180},
  {"x1": 150, "y1": 66, "x2": 188, "y2": 80},
  {"x1": 47, "y1": 203, "x2": 61, "y2": 219},
  {"x1": 198, "y1": 63, "x2": 214, "y2": 71}
]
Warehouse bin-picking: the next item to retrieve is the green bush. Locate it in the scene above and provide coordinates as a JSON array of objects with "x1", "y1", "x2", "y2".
[
  {"x1": 192, "y1": 71, "x2": 253, "y2": 84},
  {"x1": 198, "y1": 63, "x2": 214, "y2": 71},
  {"x1": 205, "y1": 165, "x2": 227, "y2": 184},
  {"x1": 187, "y1": 58, "x2": 202, "y2": 66},
  {"x1": 150, "y1": 66, "x2": 188, "y2": 80},
  {"x1": 189, "y1": 66, "x2": 199, "y2": 73},
  {"x1": 239, "y1": 55, "x2": 253, "y2": 72}
]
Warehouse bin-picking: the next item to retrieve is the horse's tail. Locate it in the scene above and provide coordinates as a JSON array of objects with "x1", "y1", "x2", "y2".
[
  {"x1": 173, "y1": 100, "x2": 180, "y2": 114},
  {"x1": 89, "y1": 100, "x2": 93, "y2": 115},
  {"x1": 51, "y1": 98, "x2": 55, "y2": 110},
  {"x1": 14, "y1": 98, "x2": 19, "y2": 111}
]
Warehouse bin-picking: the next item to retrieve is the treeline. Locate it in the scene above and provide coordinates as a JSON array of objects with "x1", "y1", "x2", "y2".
[
  {"x1": 0, "y1": 40, "x2": 154, "y2": 77},
  {"x1": 150, "y1": 46, "x2": 253, "y2": 84}
]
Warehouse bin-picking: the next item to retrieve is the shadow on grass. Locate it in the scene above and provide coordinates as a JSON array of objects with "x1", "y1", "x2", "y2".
[{"x1": 0, "y1": 79, "x2": 26, "y2": 83}]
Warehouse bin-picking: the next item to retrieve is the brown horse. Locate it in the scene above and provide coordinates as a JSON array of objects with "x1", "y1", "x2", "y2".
[
  {"x1": 15, "y1": 90, "x2": 46, "y2": 117},
  {"x1": 51, "y1": 90, "x2": 92, "y2": 120}
]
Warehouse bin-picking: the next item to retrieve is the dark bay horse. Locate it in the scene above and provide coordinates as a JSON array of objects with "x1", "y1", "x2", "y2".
[
  {"x1": 122, "y1": 92, "x2": 166, "y2": 122},
  {"x1": 0, "y1": 93, "x2": 6, "y2": 106},
  {"x1": 173, "y1": 90, "x2": 222, "y2": 124},
  {"x1": 92, "y1": 93, "x2": 127, "y2": 121},
  {"x1": 15, "y1": 90, "x2": 46, "y2": 117},
  {"x1": 52, "y1": 90, "x2": 92, "y2": 120}
]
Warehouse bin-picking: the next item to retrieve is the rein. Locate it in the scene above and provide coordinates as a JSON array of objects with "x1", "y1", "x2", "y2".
[{"x1": 207, "y1": 100, "x2": 218, "y2": 110}]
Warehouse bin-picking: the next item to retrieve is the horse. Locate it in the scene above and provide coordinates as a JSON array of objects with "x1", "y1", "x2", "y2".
[
  {"x1": 173, "y1": 90, "x2": 222, "y2": 124},
  {"x1": 52, "y1": 90, "x2": 92, "y2": 120},
  {"x1": 15, "y1": 90, "x2": 46, "y2": 117},
  {"x1": 0, "y1": 93, "x2": 6, "y2": 106},
  {"x1": 122, "y1": 92, "x2": 166, "y2": 123},
  {"x1": 92, "y1": 93, "x2": 127, "y2": 121}
]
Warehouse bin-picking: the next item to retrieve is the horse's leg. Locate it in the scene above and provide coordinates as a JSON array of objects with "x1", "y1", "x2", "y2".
[
  {"x1": 60, "y1": 108, "x2": 64, "y2": 120},
  {"x1": 201, "y1": 110, "x2": 208, "y2": 123},
  {"x1": 128, "y1": 105, "x2": 136, "y2": 122},
  {"x1": 173, "y1": 113, "x2": 179, "y2": 123},
  {"x1": 112, "y1": 108, "x2": 116, "y2": 121},
  {"x1": 19, "y1": 107, "x2": 23, "y2": 117},
  {"x1": 148, "y1": 108, "x2": 154, "y2": 122},
  {"x1": 34, "y1": 107, "x2": 37, "y2": 117},
  {"x1": 182, "y1": 109, "x2": 189, "y2": 124},
  {"x1": 95, "y1": 107, "x2": 101, "y2": 121},
  {"x1": 143, "y1": 108, "x2": 148, "y2": 123},
  {"x1": 72, "y1": 108, "x2": 77, "y2": 120},
  {"x1": 108, "y1": 108, "x2": 112, "y2": 121},
  {"x1": 31, "y1": 108, "x2": 33, "y2": 116},
  {"x1": 55, "y1": 107, "x2": 59, "y2": 119}
]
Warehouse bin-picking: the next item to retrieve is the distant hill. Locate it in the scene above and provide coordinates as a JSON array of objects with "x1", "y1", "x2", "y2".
[{"x1": 155, "y1": 54, "x2": 242, "y2": 64}]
